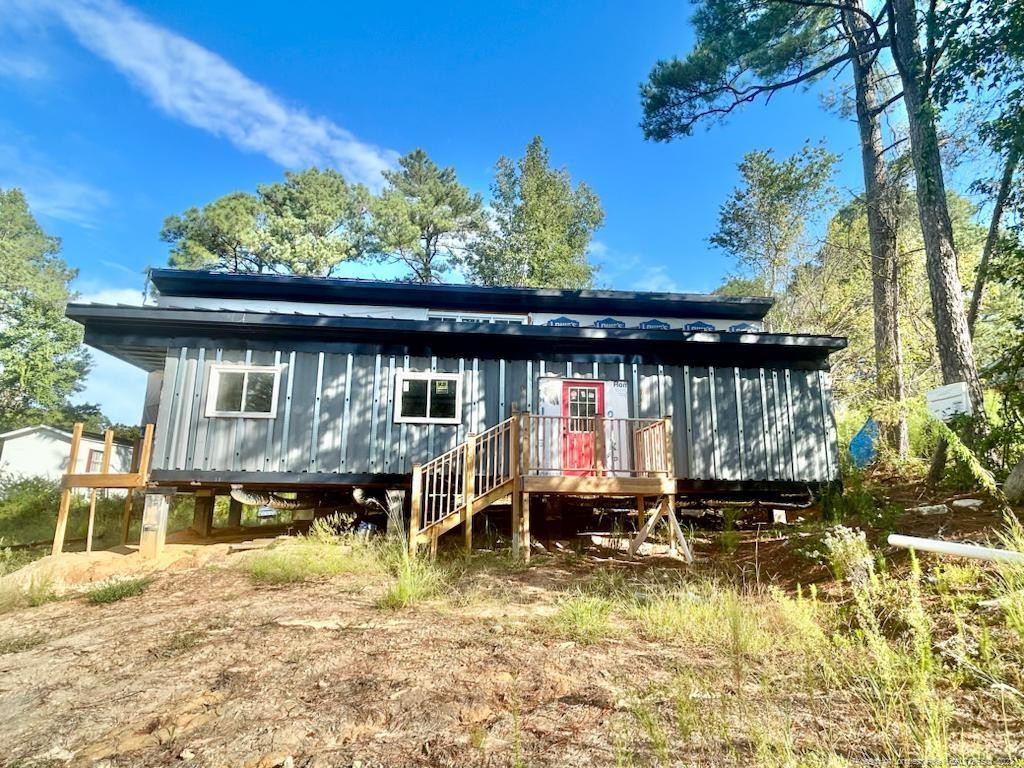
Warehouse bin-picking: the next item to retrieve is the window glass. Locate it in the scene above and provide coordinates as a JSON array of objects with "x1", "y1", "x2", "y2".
[
  {"x1": 429, "y1": 379, "x2": 458, "y2": 419},
  {"x1": 245, "y1": 372, "x2": 276, "y2": 413},
  {"x1": 401, "y1": 378, "x2": 429, "y2": 418},
  {"x1": 215, "y1": 371, "x2": 245, "y2": 412}
]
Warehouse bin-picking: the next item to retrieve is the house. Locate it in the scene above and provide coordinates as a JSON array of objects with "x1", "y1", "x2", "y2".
[
  {"x1": 0, "y1": 425, "x2": 133, "y2": 483},
  {"x1": 63, "y1": 269, "x2": 847, "y2": 557}
]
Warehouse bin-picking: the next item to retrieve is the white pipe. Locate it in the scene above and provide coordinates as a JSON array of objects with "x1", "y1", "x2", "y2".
[{"x1": 888, "y1": 534, "x2": 1024, "y2": 564}]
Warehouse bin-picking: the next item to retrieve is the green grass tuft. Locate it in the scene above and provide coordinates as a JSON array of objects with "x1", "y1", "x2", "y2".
[
  {"x1": 242, "y1": 535, "x2": 383, "y2": 584},
  {"x1": 550, "y1": 592, "x2": 614, "y2": 644},
  {"x1": 85, "y1": 576, "x2": 153, "y2": 604}
]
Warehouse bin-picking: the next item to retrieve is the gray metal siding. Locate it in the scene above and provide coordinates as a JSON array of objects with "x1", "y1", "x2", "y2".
[{"x1": 152, "y1": 345, "x2": 840, "y2": 483}]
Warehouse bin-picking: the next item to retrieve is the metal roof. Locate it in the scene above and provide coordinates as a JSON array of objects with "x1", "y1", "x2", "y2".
[
  {"x1": 149, "y1": 268, "x2": 775, "y2": 321},
  {"x1": 67, "y1": 303, "x2": 846, "y2": 372}
]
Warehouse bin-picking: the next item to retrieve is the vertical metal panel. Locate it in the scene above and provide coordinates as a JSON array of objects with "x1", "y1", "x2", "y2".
[
  {"x1": 770, "y1": 370, "x2": 786, "y2": 479},
  {"x1": 398, "y1": 354, "x2": 410, "y2": 471},
  {"x1": 657, "y1": 364, "x2": 666, "y2": 417},
  {"x1": 384, "y1": 355, "x2": 397, "y2": 472},
  {"x1": 566, "y1": 361, "x2": 573, "y2": 378},
  {"x1": 785, "y1": 369, "x2": 798, "y2": 480},
  {"x1": 201, "y1": 350, "x2": 223, "y2": 470},
  {"x1": 683, "y1": 365, "x2": 695, "y2": 478},
  {"x1": 369, "y1": 354, "x2": 382, "y2": 472},
  {"x1": 708, "y1": 366, "x2": 721, "y2": 477},
  {"x1": 337, "y1": 353, "x2": 353, "y2": 470},
  {"x1": 592, "y1": 361, "x2": 599, "y2": 378},
  {"x1": 472, "y1": 358, "x2": 481, "y2": 433},
  {"x1": 618, "y1": 362, "x2": 625, "y2": 382},
  {"x1": 164, "y1": 347, "x2": 188, "y2": 469},
  {"x1": 261, "y1": 351, "x2": 280, "y2": 469},
  {"x1": 758, "y1": 368, "x2": 773, "y2": 479},
  {"x1": 631, "y1": 363, "x2": 639, "y2": 418},
  {"x1": 498, "y1": 359, "x2": 507, "y2": 419},
  {"x1": 734, "y1": 367, "x2": 746, "y2": 479},
  {"x1": 525, "y1": 360, "x2": 534, "y2": 413},
  {"x1": 308, "y1": 352, "x2": 325, "y2": 472},
  {"x1": 819, "y1": 370, "x2": 839, "y2": 480},
  {"x1": 185, "y1": 348, "x2": 207, "y2": 469}
]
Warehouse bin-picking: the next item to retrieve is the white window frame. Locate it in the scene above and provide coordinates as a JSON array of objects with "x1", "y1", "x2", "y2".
[
  {"x1": 205, "y1": 363, "x2": 283, "y2": 419},
  {"x1": 394, "y1": 371, "x2": 463, "y2": 425},
  {"x1": 428, "y1": 310, "x2": 527, "y2": 325}
]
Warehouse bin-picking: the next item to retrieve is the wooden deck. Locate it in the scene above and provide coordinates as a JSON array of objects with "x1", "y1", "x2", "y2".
[{"x1": 409, "y1": 411, "x2": 680, "y2": 560}]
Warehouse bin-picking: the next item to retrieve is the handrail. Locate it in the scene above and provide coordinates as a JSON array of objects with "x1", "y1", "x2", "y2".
[
  {"x1": 522, "y1": 414, "x2": 671, "y2": 478},
  {"x1": 414, "y1": 416, "x2": 516, "y2": 535},
  {"x1": 410, "y1": 413, "x2": 674, "y2": 550}
]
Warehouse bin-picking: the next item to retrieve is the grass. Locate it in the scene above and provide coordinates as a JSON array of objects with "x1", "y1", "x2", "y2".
[
  {"x1": 0, "y1": 630, "x2": 47, "y2": 655},
  {"x1": 241, "y1": 535, "x2": 383, "y2": 584},
  {"x1": 376, "y1": 549, "x2": 450, "y2": 609},
  {"x1": 549, "y1": 591, "x2": 614, "y2": 644},
  {"x1": 85, "y1": 576, "x2": 153, "y2": 604}
]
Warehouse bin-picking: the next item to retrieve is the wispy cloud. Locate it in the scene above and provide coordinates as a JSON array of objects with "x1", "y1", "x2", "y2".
[
  {"x1": 0, "y1": 52, "x2": 48, "y2": 80},
  {"x1": 8, "y1": 0, "x2": 398, "y2": 186},
  {"x1": 0, "y1": 141, "x2": 110, "y2": 225}
]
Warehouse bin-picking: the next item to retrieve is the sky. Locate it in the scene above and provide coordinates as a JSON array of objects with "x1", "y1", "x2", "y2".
[{"x1": 0, "y1": 0, "x2": 872, "y2": 424}]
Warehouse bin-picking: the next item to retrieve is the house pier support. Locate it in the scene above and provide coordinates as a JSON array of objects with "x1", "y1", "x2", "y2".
[
  {"x1": 193, "y1": 492, "x2": 214, "y2": 538},
  {"x1": 227, "y1": 497, "x2": 243, "y2": 528},
  {"x1": 139, "y1": 493, "x2": 170, "y2": 559}
]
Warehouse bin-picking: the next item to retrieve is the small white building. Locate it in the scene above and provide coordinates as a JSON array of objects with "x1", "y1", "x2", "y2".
[{"x1": 0, "y1": 425, "x2": 133, "y2": 482}]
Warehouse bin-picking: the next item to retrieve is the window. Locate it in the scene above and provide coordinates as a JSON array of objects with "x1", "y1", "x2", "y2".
[
  {"x1": 428, "y1": 311, "x2": 526, "y2": 325},
  {"x1": 86, "y1": 449, "x2": 103, "y2": 473},
  {"x1": 205, "y1": 364, "x2": 282, "y2": 418},
  {"x1": 394, "y1": 372, "x2": 462, "y2": 424}
]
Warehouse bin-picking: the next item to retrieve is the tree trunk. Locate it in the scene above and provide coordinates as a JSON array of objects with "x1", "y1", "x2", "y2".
[
  {"x1": 967, "y1": 143, "x2": 1020, "y2": 336},
  {"x1": 890, "y1": 0, "x2": 986, "y2": 418},
  {"x1": 844, "y1": 2, "x2": 910, "y2": 458}
]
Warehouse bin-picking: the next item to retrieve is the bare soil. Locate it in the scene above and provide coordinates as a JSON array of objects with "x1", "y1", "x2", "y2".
[{"x1": 0, "y1": 494, "x2": 1018, "y2": 768}]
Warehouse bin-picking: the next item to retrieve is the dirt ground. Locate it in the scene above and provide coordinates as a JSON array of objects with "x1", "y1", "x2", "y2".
[{"x1": 0, "y1": 494, "x2": 1019, "y2": 768}]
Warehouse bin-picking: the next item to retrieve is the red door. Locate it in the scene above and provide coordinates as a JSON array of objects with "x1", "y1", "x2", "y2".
[{"x1": 562, "y1": 381, "x2": 604, "y2": 475}]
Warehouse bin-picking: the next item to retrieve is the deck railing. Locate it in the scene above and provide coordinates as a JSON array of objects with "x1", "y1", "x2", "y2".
[
  {"x1": 411, "y1": 416, "x2": 517, "y2": 536},
  {"x1": 522, "y1": 415, "x2": 672, "y2": 478}
]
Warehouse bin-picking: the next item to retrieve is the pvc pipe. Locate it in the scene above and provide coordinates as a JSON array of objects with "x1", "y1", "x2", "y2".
[{"x1": 888, "y1": 534, "x2": 1024, "y2": 564}]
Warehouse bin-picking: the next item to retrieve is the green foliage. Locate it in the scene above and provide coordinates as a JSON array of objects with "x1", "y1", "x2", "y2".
[
  {"x1": 85, "y1": 576, "x2": 152, "y2": 604},
  {"x1": 370, "y1": 149, "x2": 486, "y2": 283},
  {"x1": 550, "y1": 591, "x2": 615, "y2": 644},
  {"x1": 465, "y1": 136, "x2": 604, "y2": 289},
  {"x1": 710, "y1": 144, "x2": 837, "y2": 331},
  {"x1": 242, "y1": 534, "x2": 383, "y2": 584},
  {"x1": 0, "y1": 189, "x2": 93, "y2": 431},
  {"x1": 376, "y1": 550, "x2": 450, "y2": 610},
  {"x1": 162, "y1": 168, "x2": 372, "y2": 276},
  {"x1": 640, "y1": 0, "x2": 844, "y2": 141},
  {"x1": 0, "y1": 476, "x2": 125, "y2": 551}
]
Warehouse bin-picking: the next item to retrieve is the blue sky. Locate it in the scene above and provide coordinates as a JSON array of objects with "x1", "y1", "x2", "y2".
[{"x1": 0, "y1": 0, "x2": 871, "y2": 424}]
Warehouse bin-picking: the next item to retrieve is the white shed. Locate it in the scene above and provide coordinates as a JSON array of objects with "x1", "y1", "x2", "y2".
[{"x1": 0, "y1": 425, "x2": 133, "y2": 482}]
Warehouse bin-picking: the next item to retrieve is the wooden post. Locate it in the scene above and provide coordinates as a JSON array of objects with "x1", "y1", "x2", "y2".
[
  {"x1": 409, "y1": 463, "x2": 422, "y2": 555},
  {"x1": 522, "y1": 413, "x2": 532, "y2": 476},
  {"x1": 463, "y1": 434, "x2": 476, "y2": 553},
  {"x1": 136, "y1": 424, "x2": 155, "y2": 476},
  {"x1": 121, "y1": 492, "x2": 135, "y2": 545},
  {"x1": 521, "y1": 492, "x2": 531, "y2": 563},
  {"x1": 51, "y1": 422, "x2": 84, "y2": 556},
  {"x1": 637, "y1": 495, "x2": 647, "y2": 528},
  {"x1": 594, "y1": 416, "x2": 606, "y2": 477},
  {"x1": 663, "y1": 418, "x2": 675, "y2": 477},
  {"x1": 512, "y1": 487, "x2": 523, "y2": 559},
  {"x1": 664, "y1": 496, "x2": 677, "y2": 557},
  {"x1": 85, "y1": 429, "x2": 115, "y2": 553},
  {"x1": 510, "y1": 412, "x2": 521, "y2": 481}
]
